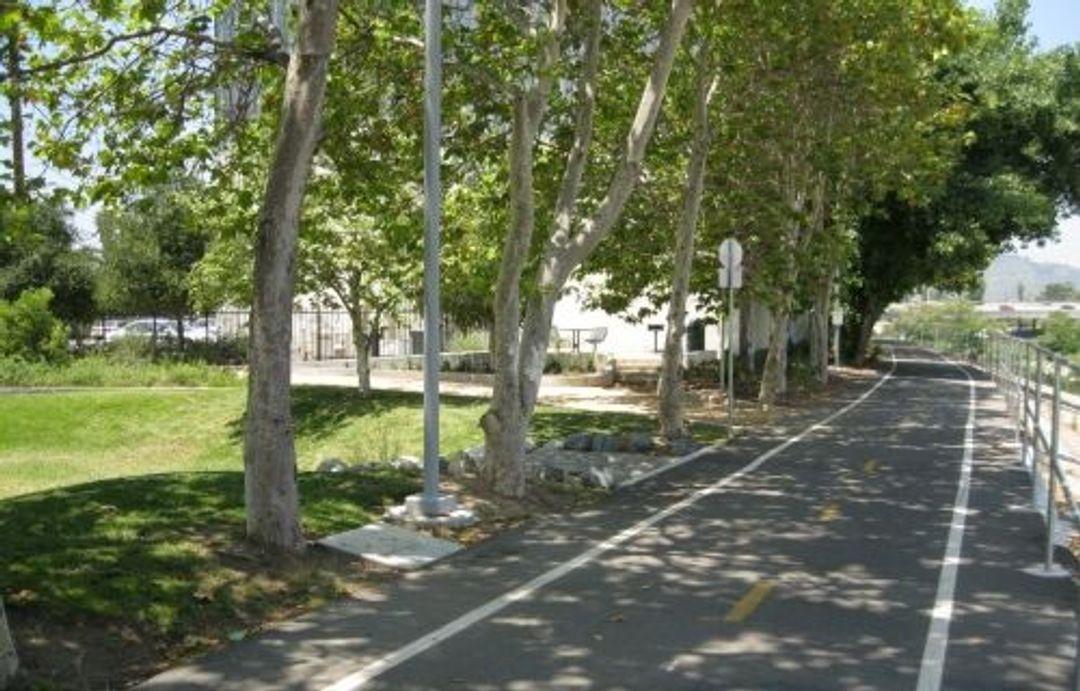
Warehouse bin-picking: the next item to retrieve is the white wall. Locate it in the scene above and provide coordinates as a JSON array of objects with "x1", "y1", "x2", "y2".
[{"x1": 551, "y1": 282, "x2": 809, "y2": 359}]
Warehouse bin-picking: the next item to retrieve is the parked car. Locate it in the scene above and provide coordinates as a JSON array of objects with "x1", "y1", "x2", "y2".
[
  {"x1": 183, "y1": 318, "x2": 221, "y2": 342},
  {"x1": 105, "y1": 319, "x2": 178, "y2": 343}
]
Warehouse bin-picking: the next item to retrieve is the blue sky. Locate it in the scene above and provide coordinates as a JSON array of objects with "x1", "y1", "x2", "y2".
[{"x1": 968, "y1": 0, "x2": 1078, "y2": 50}]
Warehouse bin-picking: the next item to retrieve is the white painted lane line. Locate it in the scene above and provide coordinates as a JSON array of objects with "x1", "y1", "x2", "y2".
[
  {"x1": 915, "y1": 352, "x2": 977, "y2": 691},
  {"x1": 320, "y1": 359, "x2": 898, "y2": 691}
]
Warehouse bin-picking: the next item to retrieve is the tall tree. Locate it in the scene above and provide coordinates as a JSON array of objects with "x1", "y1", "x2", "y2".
[
  {"x1": 2, "y1": 3, "x2": 25, "y2": 198},
  {"x1": 481, "y1": 0, "x2": 695, "y2": 496},
  {"x1": 6, "y1": 0, "x2": 342, "y2": 552},
  {"x1": 96, "y1": 185, "x2": 209, "y2": 341},
  {"x1": 244, "y1": 0, "x2": 339, "y2": 552},
  {"x1": 0, "y1": 192, "x2": 98, "y2": 331},
  {"x1": 657, "y1": 37, "x2": 716, "y2": 439},
  {"x1": 844, "y1": 3, "x2": 1080, "y2": 363}
]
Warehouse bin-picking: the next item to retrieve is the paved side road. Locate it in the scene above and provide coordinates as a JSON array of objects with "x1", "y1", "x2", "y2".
[{"x1": 143, "y1": 347, "x2": 1077, "y2": 690}]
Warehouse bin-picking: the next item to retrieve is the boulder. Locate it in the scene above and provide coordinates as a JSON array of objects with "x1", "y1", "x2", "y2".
[
  {"x1": 586, "y1": 466, "x2": 616, "y2": 489},
  {"x1": 563, "y1": 432, "x2": 593, "y2": 451},
  {"x1": 627, "y1": 432, "x2": 655, "y2": 453},
  {"x1": 668, "y1": 437, "x2": 702, "y2": 457},
  {"x1": 591, "y1": 433, "x2": 618, "y2": 452},
  {"x1": 455, "y1": 446, "x2": 486, "y2": 474},
  {"x1": 390, "y1": 456, "x2": 422, "y2": 474},
  {"x1": 317, "y1": 458, "x2": 349, "y2": 474}
]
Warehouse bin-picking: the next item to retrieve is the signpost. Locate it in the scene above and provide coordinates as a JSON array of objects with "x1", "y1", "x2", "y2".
[{"x1": 719, "y1": 239, "x2": 743, "y2": 433}]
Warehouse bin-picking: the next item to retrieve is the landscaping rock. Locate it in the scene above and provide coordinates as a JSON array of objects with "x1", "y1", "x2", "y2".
[
  {"x1": 455, "y1": 446, "x2": 486, "y2": 474},
  {"x1": 563, "y1": 432, "x2": 593, "y2": 451},
  {"x1": 627, "y1": 432, "x2": 655, "y2": 453},
  {"x1": 668, "y1": 437, "x2": 703, "y2": 457},
  {"x1": 317, "y1": 458, "x2": 349, "y2": 474},
  {"x1": 591, "y1": 433, "x2": 618, "y2": 453},
  {"x1": 390, "y1": 456, "x2": 422, "y2": 474},
  {"x1": 523, "y1": 437, "x2": 538, "y2": 454},
  {"x1": 447, "y1": 456, "x2": 466, "y2": 478},
  {"x1": 586, "y1": 466, "x2": 616, "y2": 489}
]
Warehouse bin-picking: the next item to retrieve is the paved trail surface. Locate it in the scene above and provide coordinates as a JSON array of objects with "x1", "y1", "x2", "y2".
[{"x1": 144, "y1": 347, "x2": 1077, "y2": 690}]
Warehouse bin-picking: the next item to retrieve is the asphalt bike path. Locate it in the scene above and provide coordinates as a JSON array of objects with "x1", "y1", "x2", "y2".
[{"x1": 142, "y1": 346, "x2": 1076, "y2": 690}]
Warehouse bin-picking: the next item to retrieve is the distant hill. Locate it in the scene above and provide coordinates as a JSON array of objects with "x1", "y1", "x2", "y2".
[{"x1": 982, "y1": 254, "x2": 1080, "y2": 302}]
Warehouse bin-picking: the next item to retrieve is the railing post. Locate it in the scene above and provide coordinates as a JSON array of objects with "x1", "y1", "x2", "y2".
[
  {"x1": 1047, "y1": 357, "x2": 1062, "y2": 571},
  {"x1": 1023, "y1": 343, "x2": 1031, "y2": 442},
  {"x1": 1035, "y1": 348, "x2": 1043, "y2": 469}
]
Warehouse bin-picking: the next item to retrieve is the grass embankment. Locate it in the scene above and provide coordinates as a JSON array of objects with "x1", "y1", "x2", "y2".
[{"x1": 0, "y1": 386, "x2": 688, "y2": 687}]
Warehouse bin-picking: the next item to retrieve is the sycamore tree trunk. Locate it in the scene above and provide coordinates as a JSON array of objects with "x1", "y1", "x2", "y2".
[
  {"x1": 657, "y1": 61, "x2": 715, "y2": 439},
  {"x1": 349, "y1": 308, "x2": 372, "y2": 395},
  {"x1": 0, "y1": 597, "x2": 16, "y2": 686},
  {"x1": 809, "y1": 274, "x2": 831, "y2": 384},
  {"x1": 480, "y1": 0, "x2": 570, "y2": 497},
  {"x1": 5, "y1": 21, "x2": 26, "y2": 199},
  {"x1": 759, "y1": 307, "x2": 790, "y2": 405},
  {"x1": 482, "y1": 85, "x2": 557, "y2": 495},
  {"x1": 483, "y1": 0, "x2": 694, "y2": 496},
  {"x1": 739, "y1": 298, "x2": 753, "y2": 373},
  {"x1": 244, "y1": 0, "x2": 338, "y2": 553},
  {"x1": 852, "y1": 301, "x2": 883, "y2": 367},
  {"x1": 804, "y1": 177, "x2": 830, "y2": 384}
]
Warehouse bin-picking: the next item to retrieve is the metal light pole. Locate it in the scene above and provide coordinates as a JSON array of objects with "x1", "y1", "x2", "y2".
[{"x1": 421, "y1": 0, "x2": 442, "y2": 514}]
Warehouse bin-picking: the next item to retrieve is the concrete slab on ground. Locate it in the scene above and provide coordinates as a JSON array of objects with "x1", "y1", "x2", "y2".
[{"x1": 317, "y1": 523, "x2": 462, "y2": 571}]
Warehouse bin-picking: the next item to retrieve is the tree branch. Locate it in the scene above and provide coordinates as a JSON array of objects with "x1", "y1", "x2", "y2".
[
  {"x1": 0, "y1": 25, "x2": 287, "y2": 83},
  {"x1": 524, "y1": 0, "x2": 568, "y2": 143},
  {"x1": 549, "y1": 0, "x2": 601, "y2": 248},
  {"x1": 548, "y1": 0, "x2": 696, "y2": 286}
]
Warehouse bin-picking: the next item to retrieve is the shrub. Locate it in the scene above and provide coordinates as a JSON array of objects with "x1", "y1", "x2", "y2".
[
  {"x1": 445, "y1": 330, "x2": 489, "y2": 353},
  {"x1": 0, "y1": 288, "x2": 69, "y2": 363},
  {"x1": 100, "y1": 333, "x2": 249, "y2": 366},
  {"x1": 0, "y1": 354, "x2": 241, "y2": 387},
  {"x1": 1039, "y1": 313, "x2": 1080, "y2": 355},
  {"x1": 544, "y1": 352, "x2": 595, "y2": 374}
]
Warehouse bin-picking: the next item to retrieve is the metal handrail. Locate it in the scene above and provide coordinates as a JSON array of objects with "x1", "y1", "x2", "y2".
[{"x1": 900, "y1": 330, "x2": 1078, "y2": 571}]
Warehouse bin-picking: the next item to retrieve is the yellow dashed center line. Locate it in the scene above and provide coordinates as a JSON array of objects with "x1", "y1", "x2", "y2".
[
  {"x1": 863, "y1": 459, "x2": 879, "y2": 475},
  {"x1": 818, "y1": 501, "x2": 842, "y2": 522},
  {"x1": 724, "y1": 581, "x2": 775, "y2": 623}
]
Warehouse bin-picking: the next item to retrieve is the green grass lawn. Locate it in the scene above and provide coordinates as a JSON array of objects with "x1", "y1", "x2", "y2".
[
  {"x1": 0, "y1": 386, "x2": 688, "y2": 499},
  {"x1": 0, "y1": 385, "x2": 709, "y2": 686}
]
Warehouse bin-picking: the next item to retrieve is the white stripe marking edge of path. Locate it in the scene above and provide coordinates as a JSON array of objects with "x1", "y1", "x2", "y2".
[
  {"x1": 915, "y1": 349, "x2": 977, "y2": 691},
  {"x1": 321, "y1": 357, "x2": 899, "y2": 691}
]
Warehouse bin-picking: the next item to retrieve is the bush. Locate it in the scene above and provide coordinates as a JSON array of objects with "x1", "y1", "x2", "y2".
[
  {"x1": 0, "y1": 288, "x2": 69, "y2": 363},
  {"x1": 100, "y1": 333, "x2": 249, "y2": 366},
  {"x1": 0, "y1": 354, "x2": 241, "y2": 387},
  {"x1": 890, "y1": 301, "x2": 992, "y2": 357},
  {"x1": 1039, "y1": 313, "x2": 1080, "y2": 355},
  {"x1": 544, "y1": 352, "x2": 596, "y2": 374},
  {"x1": 445, "y1": 330, "x2": 489, "y2": 353}
]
